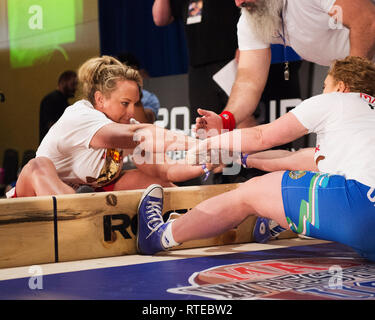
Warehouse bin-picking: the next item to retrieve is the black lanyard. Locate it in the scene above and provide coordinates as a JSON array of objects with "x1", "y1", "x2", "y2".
[{"x1": 278, "y1": 13, "x2": 289, "y2": 81}]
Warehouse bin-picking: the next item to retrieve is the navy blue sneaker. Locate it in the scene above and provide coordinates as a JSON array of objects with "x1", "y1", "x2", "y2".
[
  {"x1": 253, "y1": 218, "x2": 287, "y2": 243},
  {"x1": 252, "y1": 217, "x2": 271, "y2": 244},
  {"x1": 136, "y1": 184, "x2": 168, "y2": 255}
]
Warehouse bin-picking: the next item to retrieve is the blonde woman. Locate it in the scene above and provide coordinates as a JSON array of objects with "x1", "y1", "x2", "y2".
[{"x1": 9, "y1": 56, "x2": 209, "y2": 198}]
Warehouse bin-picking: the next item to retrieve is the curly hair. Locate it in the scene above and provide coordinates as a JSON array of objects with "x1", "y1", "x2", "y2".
[
  {"x1": 328, "y1": 56, "x2": 375, "y2": 96},
  {"x1": 77, "y1": 55, "x2": 143, "y2": 105}
]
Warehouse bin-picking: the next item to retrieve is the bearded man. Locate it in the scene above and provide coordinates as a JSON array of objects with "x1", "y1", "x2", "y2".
[
  {"x1": 194, "y1": 0, "x2": 375, "y2": 244},
  {"x1": 196, "y1": 0, "x2": 375, "y2": 130}
]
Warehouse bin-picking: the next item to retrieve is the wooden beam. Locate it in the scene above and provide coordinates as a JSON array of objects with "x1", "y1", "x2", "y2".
[
  {"x1": 56, "y1": 184, "x2": 248, "y2": 262},
  {"x1": 0, "y1": 196, "x2": 56, "y2": 268},
  {"x1": 0, "y1": 183, "x2": 295, "y2": 269}
]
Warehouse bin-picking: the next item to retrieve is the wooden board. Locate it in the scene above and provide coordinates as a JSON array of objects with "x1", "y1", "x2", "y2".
[
  {"x1": 0, "y1": 196, "x2": 55, "y2": 268},
  {"x1": 0, "y1": 183, "x2": 296, "y2": 269},
  {"x1": 56, "y1": 183, "x2": 250, "y2": 262}
]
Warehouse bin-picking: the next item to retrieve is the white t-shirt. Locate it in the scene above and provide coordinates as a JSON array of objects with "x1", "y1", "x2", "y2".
[
  {"x1": 291, "y1": 92, "x2": 375, "y2": 187},
  {"x1": 237, "y1": 0, "x2": 375, "y2": 66},
  {"x1": 36, "y1": 99, "x2": 124, "y2": 188}
]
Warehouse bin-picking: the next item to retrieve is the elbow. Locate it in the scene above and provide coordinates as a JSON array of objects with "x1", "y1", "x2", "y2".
[
  {"x1": 153, "y1": 17, "x2": 165, "y2": 27},
  {"x1": 371, "y1": 21, "x2": 375, "y2": 42},
  {"x1": 241, "y1": 126, "x2": 274, "y2": 153},
  {"x1": 253, "y1": 127, "x2": 272, "y2": 151},
  {"x1": 255, "y1": 127, "x2": 284, "y2": 151},
  {"x1": 367, "y1": 19, "x2": 375, "y2": 44},
  {"x1": 152, "y1": 14, "x2": 171, "y2": 27}
]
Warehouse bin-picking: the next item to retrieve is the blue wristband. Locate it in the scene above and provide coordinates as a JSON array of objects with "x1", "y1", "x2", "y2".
[
  {"x1": 241, "y1": 153, "x2": 249, "y2": 168},
  {"x1": 202, "y1": 164, "x2": 211, "y2": 181}
]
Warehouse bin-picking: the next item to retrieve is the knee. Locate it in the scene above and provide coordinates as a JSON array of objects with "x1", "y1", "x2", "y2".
[
  {"x1": 241, "y1": 175, "x2": 261, "y2": 191},
  {"x1": 159, "y1": 179, "x2": 175, "y2": 188},
  {"x1": 237, "y1": 176, "x2": 265, "y2": 210},
  {"x1": 23, "y1": 157, "x2": 54, "y2": 176}
]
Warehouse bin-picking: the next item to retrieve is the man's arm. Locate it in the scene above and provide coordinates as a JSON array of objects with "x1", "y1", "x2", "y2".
[
  {"x1": 225, "y1": 48, "x2": 271, "y2": 127},
  {"x1": 331, "y1": 0, "x2": 375, "y2": 59},
  {"x1": 153, "y1": 0, "x2": 174, "y2": 26},
  {"x1": 195, "y1": 48, "x2": 271, "y2": 134}
]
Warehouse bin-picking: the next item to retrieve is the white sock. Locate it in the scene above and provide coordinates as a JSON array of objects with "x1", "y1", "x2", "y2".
[{"x1": 161, "y1": 220, "x2": 180, "y2": 249}]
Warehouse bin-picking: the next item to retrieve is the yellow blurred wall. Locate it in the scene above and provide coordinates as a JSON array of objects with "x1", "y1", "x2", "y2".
[{"x1": 0, "y1": 0, "x2": 100, "y2": 165}]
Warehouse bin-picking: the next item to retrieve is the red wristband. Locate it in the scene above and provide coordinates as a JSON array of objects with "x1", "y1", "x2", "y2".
[{"x1": 219, "y1": 111, "x2": 236, "y2": 131}]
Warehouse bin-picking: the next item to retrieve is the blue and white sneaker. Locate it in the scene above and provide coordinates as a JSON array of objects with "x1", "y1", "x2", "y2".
[
  {"x1": 269, "y1": 220, "x2": 287, "y2": 238},
  {"x1": 136, "y1": 184, "x2": 168, "y2": 255},
  {"x1": 253, "y1": 217, "x2": 271, "y2": 244},
  {"x1": 253, "y1": 217, "x2": 287, "y2": 243}
]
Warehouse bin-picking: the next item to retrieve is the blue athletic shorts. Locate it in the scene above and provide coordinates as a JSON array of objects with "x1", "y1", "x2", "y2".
[{"x1": 281, "y1": 171, "x2": 375, "y2": 261}]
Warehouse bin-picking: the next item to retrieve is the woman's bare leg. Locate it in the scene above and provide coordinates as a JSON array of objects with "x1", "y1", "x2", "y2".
[
  {"x1": 16, "y1": 157, "x2": 75, "y2": 197},
  {"x1": 171, "y1": 171, "x2": 289, "y2": 243},
  {"x1": 112, "y1": 169, "x2": 175, "y2": 191},
  {"x1": 133, "y1": 152, "x2": 208, "y2": 183}
]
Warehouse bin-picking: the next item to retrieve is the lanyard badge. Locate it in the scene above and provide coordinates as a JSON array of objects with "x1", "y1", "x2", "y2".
[{"x1": 187, "y1": 0, "x2": 203, "y2": 25}]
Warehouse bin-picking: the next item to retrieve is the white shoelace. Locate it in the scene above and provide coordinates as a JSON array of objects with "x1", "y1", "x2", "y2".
[{"x1": 145, "y1": 200, "x2": 164, "y2": 239}]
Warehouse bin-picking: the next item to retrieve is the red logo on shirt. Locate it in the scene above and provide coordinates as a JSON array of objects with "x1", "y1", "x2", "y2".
[
  {"x1": 360, "y1": 93, "x2": 375, "y2": 109},
  {"x1": 107, "y1": 149, "x2": 121, "y2": 162}
]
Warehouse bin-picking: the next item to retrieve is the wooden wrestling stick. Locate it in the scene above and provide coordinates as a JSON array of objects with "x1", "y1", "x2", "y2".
[
  {"x1": 0, "y1": 184, "x2": 245, "y2": 268},
  {"x1": 56, "y1": 184, "x2": 253, "y2": 262},
  {"x1": 0, "y1": 183, "x2": 295, "y2": 269},
  {"x1": 0, "y1": 196, "x2": 56, "y2": 268}
]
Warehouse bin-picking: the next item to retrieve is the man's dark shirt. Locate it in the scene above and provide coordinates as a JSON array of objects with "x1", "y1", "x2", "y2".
[
  {"x1": 39, "y1": 90, "x2": 69, "y2": 143},
  {"x1": 170, "y1": 0, "x2": 239, "y2": 67}
]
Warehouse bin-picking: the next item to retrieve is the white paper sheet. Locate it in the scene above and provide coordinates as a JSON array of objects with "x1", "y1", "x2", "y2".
[{"x1": 212, "y1": 59, "x2": 238, "y2": 96}]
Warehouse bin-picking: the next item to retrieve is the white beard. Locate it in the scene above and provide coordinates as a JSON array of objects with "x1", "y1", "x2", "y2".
[{"x1": 241, "y1": 0, "x2": 284, "y2": 43}]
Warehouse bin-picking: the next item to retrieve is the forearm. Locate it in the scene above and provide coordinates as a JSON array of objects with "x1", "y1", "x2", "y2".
[
  {"x1": 165, "y1": 163, "x2": 205, "y2": 182},
  {"x1": 90, "y1": 123, "x2": 151, "y2": 150},
  {"x1": 188, "y1": 113, "x2": 308, "y2": 165},
  {"x1": 224, "y1": 48, "x2": 271, "y2": 127},
  {"x1": 135, "y1": 155, "x2": 206, "y2": 182},
  {"x1": 224, "y1": 70, "x2": 265, "y2": 126},
  {"x1": 153, "y1": 0, "x2": 174, "y2": 26},
  {"x1": 246, "y1": 148, "x2": 318, "y2": 172},
  {"x1": 206, "y1": 114, "x2": 307, "y2": 155},
  {"x1": 349, "y1": 24, "x2": 375, "y2": 59},
  {"x1": 332, "y1": 0, "x2": 375, "y2": 59},
  {"x1": 208, "y1": 126, "x2": 272, "y2": 155},
  {"x1": 91, "y1": 123, "x2": 196, "y2": 154},
  {"x1": 134, "y1": 125, "x2": 197, "y2": 155},
  {"x1": 158, "y1": 129, "x2": 198, "y2": 152}
]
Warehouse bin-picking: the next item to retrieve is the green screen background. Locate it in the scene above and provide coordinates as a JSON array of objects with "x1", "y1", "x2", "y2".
[{"x1": 8, "y1": 0, "x2": 83, "y2": 68}]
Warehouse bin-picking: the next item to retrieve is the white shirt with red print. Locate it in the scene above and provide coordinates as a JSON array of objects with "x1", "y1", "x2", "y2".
[{"x1": 291, "y1": 92, "x2": 375, "y2": 187}]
